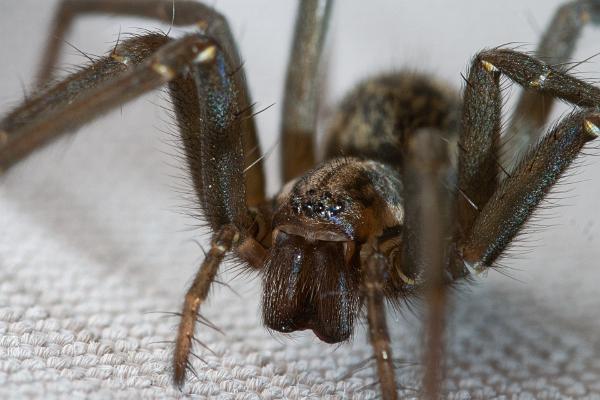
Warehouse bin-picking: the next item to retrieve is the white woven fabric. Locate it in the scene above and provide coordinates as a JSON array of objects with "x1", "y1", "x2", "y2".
[{"x1": 2, "y1": 1, "x2": 600, "y2": 398}]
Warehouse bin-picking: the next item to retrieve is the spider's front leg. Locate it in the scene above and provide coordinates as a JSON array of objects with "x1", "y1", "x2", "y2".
[
  {"x1": 166, "y1": 41, "x2": 270, "y2": 385},
  {"x1": 359, "y1": 128, "x2": 455, "y2": 400},
  {"x1": 36, "y1": 0, "x2": 238, "y2": 87},
  {"x1": 405, "y1": 130, "x2": 455, "y2": 399},
  {"x1": 463, "y1": 108, "x2": 600, "y2": 268},
  {"x1": 2, "y1": 0, "x2": 266, "y2": 206},
  {"x1": 0, "y1": 29, "x2": 270, "y2": 386}
]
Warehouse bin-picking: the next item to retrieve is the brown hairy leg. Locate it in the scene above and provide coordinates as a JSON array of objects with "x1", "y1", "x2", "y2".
[
  {"x1": 456, "y1": 52, "x2": 501, "y2": 240},
  {"x1": 0, "y1": 33, "x2": 192, "y2": 171},
  {"x1": 174, "y1": 225, "x2": 239, "y2": 384},
  {"x1": 280, "y1": 0, "x2": 332, "y2": 181},
  {"x1": 502, "y1": 0, "x2": 600, "y2": 169},
  {"x1": 457, "y1": 49, "x2": 600, "y2": 270},
  {"x1": 402, "y1": 129, "x2": 454, "y2": 399},
  {"x1": 0, "y1": 27, "x2": 271, "y2": 386},
  {"x1": 27, "y1": 0, "x2": 266, "y2": 206},
  {"x1": 363, "y1": 249, "x2": 398, "y2": 400}
]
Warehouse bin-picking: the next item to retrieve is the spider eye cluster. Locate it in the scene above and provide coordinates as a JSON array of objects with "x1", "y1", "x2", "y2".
[{"x1": 291, "y1": 190, "x2": 345, "y2": 219}]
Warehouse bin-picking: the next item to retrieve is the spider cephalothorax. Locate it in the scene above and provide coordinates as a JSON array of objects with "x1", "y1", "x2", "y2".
[
  {"x1": 2, "y1": 1, "x2": 600, "y2": 399},
  {"x1": 264, "y1": 157, "x2": 404, "y2": 342}
]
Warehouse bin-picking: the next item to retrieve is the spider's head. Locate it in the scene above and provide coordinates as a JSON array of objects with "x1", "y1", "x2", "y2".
[{"x1": 261, "y1": 158, "x2": 403, "y2": 343}]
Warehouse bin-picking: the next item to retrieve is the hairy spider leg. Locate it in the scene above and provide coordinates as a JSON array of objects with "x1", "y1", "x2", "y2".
[
  {"x1": 0, "y1": 29, "x2": 272, "y2": 384},
  {"x1": 37, "y1": 1, "x2": 230, "y2": 84},
  {"x1": 456, "y1": 54, "x2": 502, "y2": 243},
  {"x1": 174, "y1": 225, "x2": 238, "y2": 385},
  {"x1": 402, "y1": 129, "x2": 455, "y2": 400},
  {"x1": 503, "y1": 0, "x2": 600, "y2": 169},
  {"x1": 363, "y1": 251, "x2": 399, "y2": 400},
  {"x1": 0, "y1": 33, "x2": 174, "y2": 171},
  {"x1": 280, "y1": 0, "x2": 332, "y2": 181},
  {"x1": 458, "y1": 49, "x2": 600, "y2": 270},
  {"x1": 18, "y1": 0, "x2": 266, "y2": 206},
  {"x1": 323, "y1": 71, "x2": 461, "y2": 400},
  {"x1": 407, "y1": 46, "x2": 600, "y2": 398}
]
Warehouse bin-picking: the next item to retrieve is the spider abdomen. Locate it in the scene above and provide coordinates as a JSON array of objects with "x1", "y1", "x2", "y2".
[{"x1": 324, "y1": 71, "x2": 460, "y2": 168}]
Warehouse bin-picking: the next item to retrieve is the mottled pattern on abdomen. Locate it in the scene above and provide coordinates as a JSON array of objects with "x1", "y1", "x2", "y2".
[{"x1": 324, "y1": 72, "x2": 460, "y2": 168}]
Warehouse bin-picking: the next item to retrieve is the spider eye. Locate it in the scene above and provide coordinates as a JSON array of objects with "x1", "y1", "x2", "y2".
[
  {"x1": 315, "y1": 202, "x2": 325, "y2": 216},
  {"x1": 287, "y1": 189, "x2": 347, "y2": 222},
  {"x1": 301, "y1": 202, "x2": 314, "y2": 214},
  {"x1": 328, "y1": 202, "x2": 344, "y2": 215}
]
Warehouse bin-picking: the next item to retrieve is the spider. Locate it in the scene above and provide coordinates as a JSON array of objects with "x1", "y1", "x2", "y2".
[{"x1": 2, "y1": 1, "x2": 600, "y2": 399}]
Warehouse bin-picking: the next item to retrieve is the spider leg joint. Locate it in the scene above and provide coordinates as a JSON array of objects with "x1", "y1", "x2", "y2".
[
  {"x1": 463, "y1": 259, "x2": 485, "y2": 276},
  {"x1": 529, "y1": 71, "x2": 551, "y2": 89},
  {"x1": 381, "y1": 350, "x2": 389, "y2": 360},
  {"x1": 195, "y1": 20, "x2": 210, "y2": 33},
  {"x1": 151, "y1": 62, "x2": 176, "y2": 80},
  {"x1": 481, "y1": 60, "x2": 498, "y2": 73},
  {"x1": 580, "y1": 9, "x2": 591, "y2": 24},
  {"x1": 584, "y1": 118, "x2": 600, "y2": 138},
  {"x1": 194, "y1": 45, "x2": 217, "y2": 64},
  {"x1": 110, "y1": 53, "x2": 130, "y2": 66}
]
